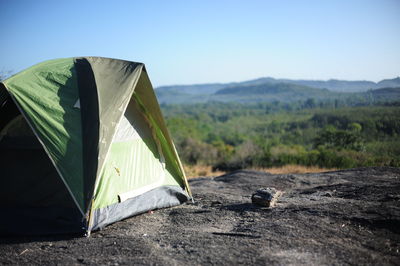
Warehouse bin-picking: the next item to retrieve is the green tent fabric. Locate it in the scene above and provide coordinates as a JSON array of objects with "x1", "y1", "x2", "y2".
[{"x1": 0, "y1": 57, "x2": 191, "y2": 235}]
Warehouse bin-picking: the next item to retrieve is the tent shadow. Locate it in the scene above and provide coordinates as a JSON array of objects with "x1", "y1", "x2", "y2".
[
  {"x1": 220, "y1": 203, "x2": 269, "y2": 213},
  {"x1": 0, "y1": 232, "x2": 82, "y2": 245}
]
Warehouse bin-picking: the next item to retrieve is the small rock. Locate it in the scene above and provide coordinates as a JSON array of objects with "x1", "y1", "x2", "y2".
[
  {"x1": 387, "y1": 194, "x2": 400, "y2": 200},
  {"x1": 211, "y1": 200, "x2": 222, "y2": 206},
  {"x1": 251, "y1": 188, "x2": 283, "y2": 207},
  {"x1": 19, "y1": 249, "x2": 29, "y2": 255}
]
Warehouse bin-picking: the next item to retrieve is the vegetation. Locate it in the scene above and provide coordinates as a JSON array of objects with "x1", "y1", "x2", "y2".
[{"x1": 161, "y1": 100, "x2": 400, "y2": 173}]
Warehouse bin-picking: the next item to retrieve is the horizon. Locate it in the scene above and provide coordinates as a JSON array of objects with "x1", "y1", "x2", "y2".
[
  {"x1": 155, "y1": 75, "x2": 400, "y2": 88},
  {"x1": 1, "y1": 0, "x2": 399, "y2": 87}
]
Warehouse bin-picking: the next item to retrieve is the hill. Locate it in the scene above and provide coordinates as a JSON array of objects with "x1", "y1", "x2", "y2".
[
  {"x1": 156, "y1": 76, "x2": 400, "y2": 95},
  {"x1": 215, "y1": 82, "x2": 327, "y2": 95},
  {"x1": 230, "y1": 77, "x2": 379, "y2": 92},
  {"x1": 155, "y1": 77, "x2": 400, "y2": 104},
  {"x1": 377, "y1": 77, "x2": 400, "y2": 88},
  {"x1": 364, "y1": 87, "x2": 400, "y2": 100},
  {"x1": 210, "y1": 82, "x2": 342, "y2": 103},
  {"x1": 156, "y1": 83, "x2": 229, "y2": 95}
]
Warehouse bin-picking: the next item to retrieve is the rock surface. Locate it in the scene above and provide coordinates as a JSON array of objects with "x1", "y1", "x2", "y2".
[
  {"x1": 1, "y1": 167, "x2": 400, "y2": 265},
  {"x1": 251, "y1": 187, "x2": 283, "y2": 207}
]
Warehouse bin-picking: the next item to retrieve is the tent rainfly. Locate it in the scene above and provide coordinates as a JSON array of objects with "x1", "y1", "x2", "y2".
[{"x1": 0, "y1": 57, "x2": 192, "y2": 235}]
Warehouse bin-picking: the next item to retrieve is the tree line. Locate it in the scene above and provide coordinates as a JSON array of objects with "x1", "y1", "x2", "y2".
[{"x1": 161, "y1": 100, "x2": 400, "y2": 171}]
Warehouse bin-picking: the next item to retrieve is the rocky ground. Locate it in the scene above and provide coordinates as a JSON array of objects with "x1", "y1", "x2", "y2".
[{"x1": 1, "y1": 167, "x2": 399, "y2": 265}]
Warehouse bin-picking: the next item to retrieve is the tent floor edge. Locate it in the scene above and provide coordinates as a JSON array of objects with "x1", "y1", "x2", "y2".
[{"x1": 90, "y1": 185, "x2": 189, "y2": 231}]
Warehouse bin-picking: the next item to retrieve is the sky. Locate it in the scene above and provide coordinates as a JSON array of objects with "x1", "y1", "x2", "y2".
[{"x1": 1, "y1": 0, "x2": 399, "y2": 87}]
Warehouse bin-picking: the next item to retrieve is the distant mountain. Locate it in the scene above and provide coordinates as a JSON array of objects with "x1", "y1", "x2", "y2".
[
  {"x1": 156, "y1": 77, "x2": 400, "y2": 96},
  {"x1": 155, "y1": 89, "x2": 210, "y2": 104},
  {"x1": 155, "y1": 77, "x2": 400, "y2": 104},
  {"x1": 279, "y1": 79, "x2": 376, "y2": 92},
  {"x1": 211, "y1": 82, "x2": 346, "y2": 103},
  {"x1": 376, "y1": 77, "x2": 400, "y2": 88},
  {"x1": 156, "y1": 82, "x2": 344, "y2": 104},
  {"x1": 363, "y1": 87, "x2": 400, "y2": 101},
  {"x1": 220, "y1": 77, "x2": 377, "y2": 92},
  {"x1": 215, "y1": 83, "x2": 330, "y2": 95},
  {"x1": 156, "y1": 83, "x2": 229, "y2": 95}
]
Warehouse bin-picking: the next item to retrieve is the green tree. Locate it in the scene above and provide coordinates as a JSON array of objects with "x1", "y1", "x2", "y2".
[
  {"x1": 304, "y1": 98, "x2": 317, "y2": 109},
  {"x1": 314, "y1": 125, "x2": 364, "y2": 151}
]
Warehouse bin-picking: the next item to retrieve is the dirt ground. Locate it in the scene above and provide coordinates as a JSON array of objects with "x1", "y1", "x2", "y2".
[{"x1": 1, "y1": 167, "x2": 399, "y2": 265}]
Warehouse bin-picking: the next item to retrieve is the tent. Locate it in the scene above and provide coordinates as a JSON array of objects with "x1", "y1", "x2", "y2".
[{"x1": 0, "y1": 57, "x2": 191, "y2": 235}]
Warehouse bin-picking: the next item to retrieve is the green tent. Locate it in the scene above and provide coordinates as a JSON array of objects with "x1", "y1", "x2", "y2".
[{"x1": 0, "y1": 57, "x2": 191, "y2": 235}]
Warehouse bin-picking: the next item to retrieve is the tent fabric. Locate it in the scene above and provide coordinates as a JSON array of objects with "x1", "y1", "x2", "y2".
[
  {"x1": 74, "y1": 58, "x2": 100, "y2": 213},
  {"x1": 132, "y1": 72, "x2": 191, "y2": 195},
  {"x1": 81, "y1": 57, "x2": 144, "y2": 213},
  {"x1": 3, "y1": 58, "x2": 85, "y2": 213},
  {"x1": 91, "y1": 185, "x2": 188, "y2": 231},
  {"x1": 0, "y1": 57, "x2": 191, "y2": 235},
  {"x1": 0, "y1": 84, "x2": 8, "y2": 107},
  {"x1": 0, "y1": 115, "x2": 83, "y2": 235},
  {"x1": 92, "y1": 94, "x2": 180, "y2": 210}
]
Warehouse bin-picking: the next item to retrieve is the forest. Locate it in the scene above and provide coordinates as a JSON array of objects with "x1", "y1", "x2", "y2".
[{"x1": 160, "y1": 99, "x2": 400, "y2": 174}]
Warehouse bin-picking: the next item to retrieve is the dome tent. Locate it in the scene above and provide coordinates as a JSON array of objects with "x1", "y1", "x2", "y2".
[{"x1": 0, "y1": 57, "x2": 191, "y2": 235}]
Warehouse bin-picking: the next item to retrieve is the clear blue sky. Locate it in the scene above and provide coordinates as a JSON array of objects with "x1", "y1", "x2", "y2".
[{"x1": 1, "y1": 0, "x2": 399, "y2": 86}]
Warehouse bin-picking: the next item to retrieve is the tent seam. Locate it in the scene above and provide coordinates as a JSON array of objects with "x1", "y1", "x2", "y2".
[
  {"x1": 131, "y1": 75, "x2": 192, "y2": 198},
  {"x1": 86, "y1": 63, "x2": 144, "y2": 233}
]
